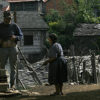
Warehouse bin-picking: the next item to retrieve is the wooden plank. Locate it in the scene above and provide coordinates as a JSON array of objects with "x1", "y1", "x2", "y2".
[{"x1": 0, "y1": 91, "x2": 21, "y2": 97}]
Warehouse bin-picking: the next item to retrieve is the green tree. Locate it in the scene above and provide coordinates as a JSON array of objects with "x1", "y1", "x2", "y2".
[
  {"x1": 75, "y1": 0, "x2": 100, "y2": 23},
  {"x1": 44, "y1": 9, "x2": 61, "y2": 23}
]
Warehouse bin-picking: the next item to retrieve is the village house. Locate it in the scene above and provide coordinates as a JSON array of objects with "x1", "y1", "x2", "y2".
[
  {"x1": 0, "y1": 0, "x2": 49, "y2": 62},
  {"x1": 73, "y1": 24, "x2": 100, "y2": 55}
]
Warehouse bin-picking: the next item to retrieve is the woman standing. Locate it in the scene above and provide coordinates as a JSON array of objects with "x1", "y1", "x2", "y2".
[{"x1": 43, "y1": 33, "x2": 67, "y2": 96}]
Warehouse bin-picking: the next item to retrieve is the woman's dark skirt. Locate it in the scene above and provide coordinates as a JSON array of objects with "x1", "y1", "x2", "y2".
[{"x1": 48, "y1": 56, "x2": 67, "y2": 85}]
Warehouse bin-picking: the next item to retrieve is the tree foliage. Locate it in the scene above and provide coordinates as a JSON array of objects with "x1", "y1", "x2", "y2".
[{"x1": 75, "y1": 0, "x2": 100, "y2": 23}]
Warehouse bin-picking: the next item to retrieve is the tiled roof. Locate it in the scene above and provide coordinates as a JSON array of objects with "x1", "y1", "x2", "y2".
[
  {"x1": 73, "y1": 24, "x2": 100, "y2": 37},
  {"x1": 7, "y1": 0, "x2": 40, "y2": 2},
  {"x1": 14, "y1": 11, "x2": 49, "y2": 29}
]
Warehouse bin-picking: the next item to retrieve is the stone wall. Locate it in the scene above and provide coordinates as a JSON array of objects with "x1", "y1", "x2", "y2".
[{"x1": 15, "y1": 55, "x2": 100, "y2": 87}]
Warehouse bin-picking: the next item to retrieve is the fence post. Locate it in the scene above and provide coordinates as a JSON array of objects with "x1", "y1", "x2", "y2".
[
  {"x1": 72, "y1": 57, "x2": 78, "y2": 83},
  {"x1": 91, "y1": 51, "x2": 97, "y2": 83},
  {"x1": 82, "y1": 60, "x2": 86, "y2": 84}
]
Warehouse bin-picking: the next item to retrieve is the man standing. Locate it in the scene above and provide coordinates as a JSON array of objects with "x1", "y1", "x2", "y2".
[{"x1": 0, "y1": 11, "x2": 23, "y2": 89}]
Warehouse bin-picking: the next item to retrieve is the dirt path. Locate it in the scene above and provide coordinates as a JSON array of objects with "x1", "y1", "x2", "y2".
[{"x1": 0, "y1": 84, "x2": 100, "y2": 100}]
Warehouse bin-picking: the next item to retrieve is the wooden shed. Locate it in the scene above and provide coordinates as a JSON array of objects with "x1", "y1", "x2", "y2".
[{"x1": 73, "y1": 24, "x2": 100, "y2": 55}]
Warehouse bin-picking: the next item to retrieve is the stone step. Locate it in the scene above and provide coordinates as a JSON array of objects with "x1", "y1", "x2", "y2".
[
  {"x1": 0, "y1": 69, "x2": 8, "y2": 76},
  {"x1": 0, "y1": 79, "x2": 7, "y2": 83},
  {"x1": 0, "y1": 83, "x2": 9, "y2": 92},
  {"x1": 0, "y1": 90, "x2": 21, "y2": 97},
  {"x1": 0, "y1": 69, "x2": 9, "y2": 83},
  {"x1": 0, "y1": 77, "x2": 8, "y2": 83}
]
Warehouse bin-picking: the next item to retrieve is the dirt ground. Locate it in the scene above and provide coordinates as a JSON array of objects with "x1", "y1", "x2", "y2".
[{"x1": 0, "y1": 83, "x2": 100, "y2": 100}]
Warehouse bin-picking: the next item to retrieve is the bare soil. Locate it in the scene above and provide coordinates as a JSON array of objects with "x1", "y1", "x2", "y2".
[{"x1": 0, "y1": 83, "x2": 100, "y2": 100}]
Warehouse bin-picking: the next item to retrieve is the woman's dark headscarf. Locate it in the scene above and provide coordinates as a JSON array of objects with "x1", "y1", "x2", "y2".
[{"x1": 49, "y1": 33, "x2": 57, "y2": 44}]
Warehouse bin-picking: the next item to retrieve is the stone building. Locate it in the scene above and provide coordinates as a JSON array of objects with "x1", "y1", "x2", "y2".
[
  {"x1": 15, "y1": 11, "x2": 49, "y2": 62},
  {"x1": 73, "y1": 24, "x2": 100, "y2": 55}
]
